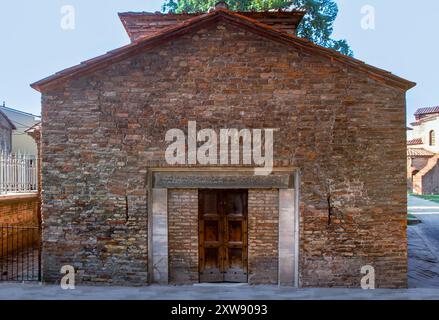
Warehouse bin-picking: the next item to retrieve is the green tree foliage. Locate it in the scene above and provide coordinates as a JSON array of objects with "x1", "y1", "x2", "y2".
[{"x1": 162, "y1": 0, "x2": 353, "y2": 56}]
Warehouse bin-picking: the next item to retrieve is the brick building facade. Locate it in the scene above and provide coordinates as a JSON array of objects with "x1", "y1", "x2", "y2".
[
  {"x1": 32, "y1": 4, "x2": 415, "y2": 287},
  {"x1": 407, "y1": 107, "x2": 439, "y2": 195}
]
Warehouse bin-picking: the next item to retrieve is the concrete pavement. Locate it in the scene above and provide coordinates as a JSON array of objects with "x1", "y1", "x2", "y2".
[
  {"x1": 0, "y1": 283, "x2": 439, "y2": 300},
  {"x1": 408, "y1": 195, "x2": 439, "y2": 214},
  {"x1": 408, "y1": 195, "x2": 439, "y2": 288}
]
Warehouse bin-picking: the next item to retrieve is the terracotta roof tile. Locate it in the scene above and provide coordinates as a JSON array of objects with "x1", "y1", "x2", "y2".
[
  {"x1": 408, "y1": 138, "x2": 423, "y2": 145},
  {"x1": 415, "y1": 106, "x2": 439, "y2": 116},
  {"x1": 407, "y1": 148, "x2": 435, "y2": 157}
]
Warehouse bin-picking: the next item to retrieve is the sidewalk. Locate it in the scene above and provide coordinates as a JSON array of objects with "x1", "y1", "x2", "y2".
[
  {"x1": 0, "y1": 283, "x2": 439, "y2": 300},
  {"x1": 408, "y1": 195, "x2": 439, "y2": 214},
  {"x1": 408, "y1": 195, "x2": 439, "y2": 288}
]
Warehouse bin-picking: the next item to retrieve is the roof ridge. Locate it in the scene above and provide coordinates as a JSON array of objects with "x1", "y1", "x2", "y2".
[
  {"x1": 31, "y1": 8, "x2": 416, "y2": 92},
  {"x1": 118, "y1": 8, "x2": 307, "y2": 16},
  {"x1": 0, "y1": 105, "x2": 40, "y2": 118}
]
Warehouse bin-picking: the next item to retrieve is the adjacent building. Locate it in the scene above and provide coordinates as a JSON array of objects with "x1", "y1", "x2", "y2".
[
  {"x1": 0, "y1": 104, "x2": 41, "y2": 157},
  {"x1": 31, "y1": 4, "x2": 415, "y2": 287},
  {"x1": 0, "y1": 109, "x2": 16, "y2": 154},
  {"x1": 407, "y1": 106, "x2": 439, "y2": 194}
]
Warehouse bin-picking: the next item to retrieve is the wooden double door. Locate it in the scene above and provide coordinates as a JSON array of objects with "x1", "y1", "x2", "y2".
[{"x1": 199, "y1": 190, "x2": 248, "y2": 283}]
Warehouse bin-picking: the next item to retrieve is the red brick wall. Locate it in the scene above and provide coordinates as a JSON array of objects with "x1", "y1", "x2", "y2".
[
  {"x1": 248, "y1": 189, "x2": 279, "y2": 284},
  {"x1": 0, "y1": 194, "x2": 39, "y2": 257},
  {"x1": 168, "y1": 189, "x2": 199, "y2": 284},
  {"x1": 300, "y1": 209, "x2": 407, "y2": 288},
  {"x1": 40, "y1": 21, "x2": 408, "y2": 287},
  {"x1": 0, "y1": 194, "x2": 39, "y2": 226}
]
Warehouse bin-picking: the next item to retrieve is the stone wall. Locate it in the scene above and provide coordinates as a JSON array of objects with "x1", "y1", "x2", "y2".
[
  {"x1": 41, "y1": 21, "x2": 408, "y2": 287},
  {"x1": 168, "y1": 189, "x2": 198, "y2": 284},
  {"x1": 248, "y1": 189, "x2": 279, "y2": 284}
]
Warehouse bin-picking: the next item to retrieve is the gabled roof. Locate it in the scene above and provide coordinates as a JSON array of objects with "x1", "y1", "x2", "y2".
[
  {"x1": 0, "y1": 109, "x2": 17, "y2": 130},
  {"x1": 119, "y1": 10, "x2": 306, "y2": 42},
  {"x1": 0, "y1": 105, "x2": 40, "y2": 118},
  {"x1": 31, "y1": 7, "x2": 416, "y2": 92},
  {"x1": 408, "y1": 138, "x2": 423, "y2": 145},
  {"x1": 415, "y1": 106, "x2": 439, "y2": 116}
]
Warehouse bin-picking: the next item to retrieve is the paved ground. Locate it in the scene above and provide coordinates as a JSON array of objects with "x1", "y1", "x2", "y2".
[
  {"x1": 0, "y1": 283, "x2": 439, "y2": 300},
  {"x1": 408, "y1": 195, "x2": 439, "y2": 288}
]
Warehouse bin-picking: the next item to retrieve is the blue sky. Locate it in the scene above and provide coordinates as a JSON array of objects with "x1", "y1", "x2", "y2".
[{"x1": 0, "y1": 0, "x2": 437, "y2": 123}]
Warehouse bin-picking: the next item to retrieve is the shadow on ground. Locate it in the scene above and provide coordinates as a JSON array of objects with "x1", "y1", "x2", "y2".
[{"x1": 408, "y1": 195, "x2": 439, "y2": 288}]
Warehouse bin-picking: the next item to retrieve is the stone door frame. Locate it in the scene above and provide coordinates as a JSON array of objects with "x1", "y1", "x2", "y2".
[{"x1": 147, "y1": 167, "x2": 300, "y2": 287}]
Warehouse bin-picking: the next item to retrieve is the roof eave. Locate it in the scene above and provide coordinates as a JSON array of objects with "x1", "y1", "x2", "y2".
[
  {"x1": 118, "y1": 10, "x2": 307, "y2": 42},
  {"x1": 31, "y1": 11, "x2": 220, "y2": 92},
  {"x1": 31, "y1": 8, "x2": 416, "y2": 93}
]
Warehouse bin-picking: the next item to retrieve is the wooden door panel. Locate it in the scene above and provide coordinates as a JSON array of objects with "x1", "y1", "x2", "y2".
[
  {"x1": 225, "y1": 193, "x2": 244, "y2": 214},
  {"x1": 223, "y1": 191, "x2": 248, "y2": 282},
  {"x1": 199, "y1": 190, "x2": 223, "y2": 282},
  {"x1": 205, "y1": 248, "x2": 220, "y2": 269},
  {"x1": 227, "y1": 248, "x2": 243, "y2": 268},
  {"x1": 204, "y1": 220, "x2": 219, "y2": 242},
  {"x1": 202, "y1": 192, "x2": 218, "y2": 214},
  {"x1": 224, "y1": 248, "x2": 247, "y2": 283},
  {"x1": 199, "y1": 190, "x2": 248, "y2": 283},
  {"x1": 227, "y1": 220, "x2": 243, "y2": 242},
  {"x1": 201, "y1": 247, "x2": 222, "y2": 282}
]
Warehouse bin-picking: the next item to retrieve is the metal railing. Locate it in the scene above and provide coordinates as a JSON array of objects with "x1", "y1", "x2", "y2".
[
  {"x1": 0, "y1": 225, "x2": 41, "y2": 282},
  {"x1": 0, "y1": 153, "x2": 38, "y2": 194}
]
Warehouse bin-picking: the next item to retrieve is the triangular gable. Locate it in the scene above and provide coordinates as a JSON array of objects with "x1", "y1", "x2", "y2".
[
  {"x1": 31, "y1": 8, "x2": 416, "y2": 92},
  {"x1": 119, "y1": 10, "x2": 306, "y2": 42},
  {"x1": 0, "y1": 109, "x2": 17, "y2": 130}
]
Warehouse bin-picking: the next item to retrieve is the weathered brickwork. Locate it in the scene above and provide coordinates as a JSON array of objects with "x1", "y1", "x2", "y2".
[
  {"x1": 0, "y1": 194, "x2": 39, "y2": 226},
  {"x1": 0, "y1": 194, "x2": 40, "y2": 257},
  {"x1": 40, "y1": 21, "x2": 408, "y2": 287},
  {"x1": 248, "y1": 189, "x2": 279, "y2": 285},
  {"x1": 168, "y1": 189, "x2": 199, "y2": 284}
]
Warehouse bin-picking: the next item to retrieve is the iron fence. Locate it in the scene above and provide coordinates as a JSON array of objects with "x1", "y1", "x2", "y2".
[{"x1": 0, "y1": 225, "x2": 41, "y2": 282}]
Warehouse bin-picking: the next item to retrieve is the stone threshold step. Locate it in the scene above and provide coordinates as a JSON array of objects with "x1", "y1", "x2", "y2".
[{"x1": 193, "y1": 283, "x2": 249, "y2": 287}]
